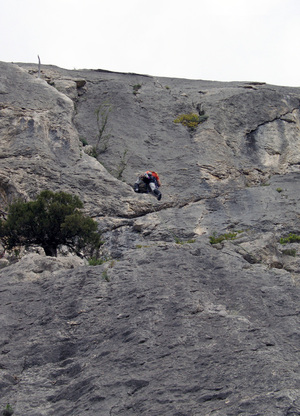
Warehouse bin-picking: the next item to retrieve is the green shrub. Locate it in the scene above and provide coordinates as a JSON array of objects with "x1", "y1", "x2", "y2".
[
  {"x1": 170, "y1": 231, "x2": 196, "y2": 245},
  {"x1": 174, "y1": 236, "x2": 196, "y2": 245},
  {"x1": 90, "y1": 146, "x2": 98, "y2": 158},
  {"x1": 276, "y1": 188, "x2": 283, "y2": 193},
  {"x1": 174, "y1": 112, "x2": 208, "y2": 130},
  {"x1": 0, "y1": 190, "x2": 102, "y2": 257},
  {"x1": 280, "y1": 233, "x2": 300, "y2": 245},
  {"x1": 79, "y1": 136, "x2": 88, "y2": 146},
  {"x1": 102, "y1": 270, "x2": 110, "y2": 281},
  {"x1": 88, "y1": 257, "x2": 106, "y2": 266},
  {"x1": 3, "y1": 404, "x2": 13, "y2": 416},
  {"x1": 282, "y1": 248, "x2": 297, "y2": 257},
  {"x1": 133, "y1": 84, "x2": 142, "y2": 95},
  {"x1": 209, "y1": 232, "x2": 238, "y2": 245}
]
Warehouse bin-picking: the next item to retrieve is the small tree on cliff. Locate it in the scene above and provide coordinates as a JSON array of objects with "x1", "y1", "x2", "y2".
[{"x1": 0, "y1": 190, "x2": 101, "y2": 257}]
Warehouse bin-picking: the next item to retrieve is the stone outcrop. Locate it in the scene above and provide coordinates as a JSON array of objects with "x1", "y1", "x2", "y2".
[{"x1": 0, "y1": 61, "x2": 300, "y2": 415}]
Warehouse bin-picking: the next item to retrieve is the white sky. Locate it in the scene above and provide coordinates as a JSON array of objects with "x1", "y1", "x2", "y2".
[{"x1": 1, "y1": 0, "x2": 300, "y2": 87}]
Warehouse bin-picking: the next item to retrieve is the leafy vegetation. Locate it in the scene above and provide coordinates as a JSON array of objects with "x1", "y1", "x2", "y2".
[
  {"x1": 174, "y1": 236, "x2": 196, "y2": 245},
  {"x1": 170, "y1": 230, "x2": 196, "y2": 245},
  {"x1": 135, "y1": 244, "x2": 151, "y2": 249},
  {"x1": 0, "y1": 190, "x2": 101, "y2": 257},
  {"x1": 280, "y1": 233, "x2": 300, "y2": 245},
  {"x1": 88, "y1": 257, "x2": 106, "y2": 266},
  {"x1": 2, "y1": 404, "x2": 13, "y2": 416},
  {"x1": 88, "y1": 256, "x2": 113, "y2": 266},
  {"x1": 133, "y1": 84, "x2": 142, "y2": 95},
  {"x1": 282, "y1": 248, "x2": 297, "y2": 257},
  {"x1": 209, "y1": 231, "x2": 240, "y2": 245},
  {"x1": 79, "y1": 136, "x2": 88, "y2": 146},
  {"x1": 174, "y1": 112, "x2": 208, "y2": 130},
  {"x1": 102, "y1": 270, "x2": 110, "y2": 281}
]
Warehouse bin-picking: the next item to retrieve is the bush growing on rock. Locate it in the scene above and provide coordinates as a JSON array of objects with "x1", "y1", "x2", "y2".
[
  {"x1": 0, "y1": 190, "x2": 101, "y2": 257},
  {"x1": 2, "y1": 403, "x2": 13, "y2": 416},
  {"x1": 174, "y1": 112, "x2": 208, "y2": 130},
  {"x1": 282, "y1": 248, "x2": 297, "y2": 257},
  {"x1": 209, "y1": 231, "x2": 240, "y2": 245},
  {"x1": 280, "y1": 233, "x2": 300, "y2": 244},
  {"x1": 132, "y1": 84, "x2": 142, "y2": 95}
]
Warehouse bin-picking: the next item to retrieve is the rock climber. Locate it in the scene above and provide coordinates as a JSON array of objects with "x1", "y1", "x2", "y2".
[{"x1": 134, "y1": 170, "x2": 162, "y2": 201}]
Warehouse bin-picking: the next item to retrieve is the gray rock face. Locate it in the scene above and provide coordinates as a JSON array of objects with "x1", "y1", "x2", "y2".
[
  {"x1": 0, "y1": 62, "x2": 143, "y2": 218},
  {"x1": 0, "y1": 61, "x2": 300, "y2": 415}
]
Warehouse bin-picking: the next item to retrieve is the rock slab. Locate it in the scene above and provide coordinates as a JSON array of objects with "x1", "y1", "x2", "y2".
[{"x1": 0, "y1": 61, "x2": 300, "y2": 415}]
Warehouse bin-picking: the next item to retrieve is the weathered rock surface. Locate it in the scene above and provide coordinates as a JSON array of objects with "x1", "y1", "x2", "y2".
[{"x1": 0, "y1": 61, "x2": 300, "y2": 415}]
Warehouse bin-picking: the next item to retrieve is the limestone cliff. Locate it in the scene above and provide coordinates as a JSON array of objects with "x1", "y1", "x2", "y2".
[{"x1": 0, "y1": 61, "x2": 300, "y2": 416}]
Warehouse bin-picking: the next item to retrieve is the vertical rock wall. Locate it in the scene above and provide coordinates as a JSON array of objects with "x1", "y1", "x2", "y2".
[{"x1": 0, "y1": 62, "x2": 300, "y2": 415}]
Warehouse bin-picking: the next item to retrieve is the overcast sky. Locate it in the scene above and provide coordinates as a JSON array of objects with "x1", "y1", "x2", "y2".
[{"x1": 1, "y1": 0, "x2": 300, "y2": 87}]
